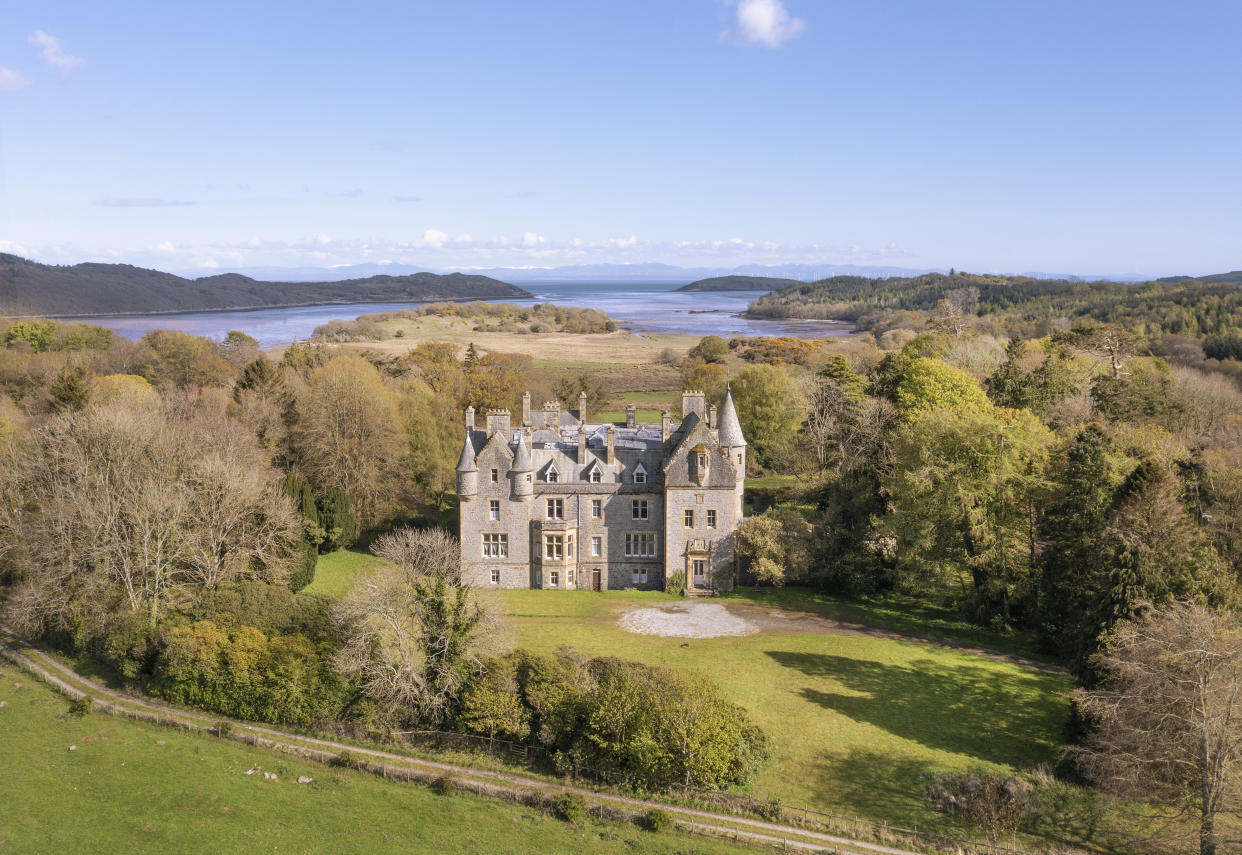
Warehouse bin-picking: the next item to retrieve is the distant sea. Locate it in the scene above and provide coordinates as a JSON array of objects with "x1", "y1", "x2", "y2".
[{"x1": 61, "y1": 281, "x2": 852, "y2": 348}]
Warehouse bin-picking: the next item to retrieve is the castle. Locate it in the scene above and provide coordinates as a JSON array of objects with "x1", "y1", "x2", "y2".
[{"x1": 456, "y1": 389, "x2": 747, "y2": 592}]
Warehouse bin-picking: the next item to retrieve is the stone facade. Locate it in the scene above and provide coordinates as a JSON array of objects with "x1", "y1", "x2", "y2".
[{"x1": 457, "y1": 389, "x2": 747, "y2": 592}]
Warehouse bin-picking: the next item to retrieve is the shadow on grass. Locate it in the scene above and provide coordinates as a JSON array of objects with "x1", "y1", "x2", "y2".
[{"x1": 767, "y1": 650, "x2": 1067, "y2": 769}]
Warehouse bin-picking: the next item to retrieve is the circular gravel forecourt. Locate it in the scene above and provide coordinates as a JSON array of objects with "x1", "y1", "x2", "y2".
[{"x1": 618, "y1": 602, "x2": 758, "y2": 638}]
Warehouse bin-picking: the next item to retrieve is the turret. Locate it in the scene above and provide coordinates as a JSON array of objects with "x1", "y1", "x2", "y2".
[
  {"x1": 486, "y1": 409, "x2": 511, "y2": 438},
  {"x1": 510, "y1": 435, "x2": 533, "y2": 500},
  {"x1": 456, "y1": 432, "x2": 478, "y2": 498},
  {"x1": 681, "y1": 390, "x2": 705, "y2": 419},
  {"x1": 718, "y1": 386, "x2": 747, "y2": 511}
]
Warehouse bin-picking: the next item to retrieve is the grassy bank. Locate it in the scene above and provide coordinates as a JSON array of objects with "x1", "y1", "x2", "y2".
[{"x1": 0, "y1": 662, "x2": 760, "y2": 854}]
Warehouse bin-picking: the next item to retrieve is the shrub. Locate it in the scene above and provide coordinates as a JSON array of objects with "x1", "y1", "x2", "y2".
[
  {"x1": 216, "y1": 720, "x2": 233, "y2": 738},
  {"x1": 431, "y1": 775, "x2": 459, "y2": 796},
  {"x1": 922, "y1": 770, "x2": 1034, "y2": 839},
  {"x1": 641, "y1": 808, "x2": 672, "y2": 831},
  {"x1": 552, "y1": 792, "x2": 586, "y2": 823},
  {"x1": 68, "y1": 695, "x2": 93, "y2": 717},
  {"x1": 335, "y1": 751, "x2": 356, "y2": 768}
]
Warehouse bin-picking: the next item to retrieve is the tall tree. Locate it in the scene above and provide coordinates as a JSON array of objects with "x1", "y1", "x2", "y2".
[
  {"x1": 292, "y1": 353, "x2": 407, "y2": 526},
  {"x1": 1076, "y1": 602, "x2": 1242, "y2": 855}
]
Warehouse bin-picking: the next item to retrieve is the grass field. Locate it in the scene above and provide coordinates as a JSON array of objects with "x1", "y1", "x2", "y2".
[
  {"x1": 501, "y1": 590, "x2": 1069, "y2": 829},
  {"x1": 300, "y1": 549, "x2": 391, "y2": 600},
  {"x1": 0, "y1": 662, "x2": 765, "y2": 854}
]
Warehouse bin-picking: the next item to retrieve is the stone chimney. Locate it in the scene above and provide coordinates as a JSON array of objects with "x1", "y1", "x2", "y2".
[
  {"x1": 465, "y1": 405, "x2": 475, "y2": 432},
  {"x1": 708, "y1": 403, "x2": 718, "y2": 430},
  {"x1": 625, "y1": 404, "x2": 637, "y2": 429},
  {"x1": 485, "y1": 409, "x2": 511, "y2": 438},
  {"x1": 606, "y1": 424, "x2": 616, "y2": 465},
  {"x1": 578, "y1": 391, "x2": 588, "y2": 425},
  {"x1": 577, "y1": 422, "x2": 587, "y2": 462},
  {"x1": 521, "y1": 391, "x2": 531, "y2": 426},
  {"x1": 681, "y1": 390, "x2": 706, "y2": 420},
  {"x1": 542, "y1": 400, "x2": 560, "y2": 428},
  {"x1": 661, "y1": 410, "x2": 672, "y2": 443}
]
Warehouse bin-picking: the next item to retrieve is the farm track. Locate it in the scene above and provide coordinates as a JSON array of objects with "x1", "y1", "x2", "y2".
[{"x1": 0, "y1": 624, "x2": 930, "y2": 855}]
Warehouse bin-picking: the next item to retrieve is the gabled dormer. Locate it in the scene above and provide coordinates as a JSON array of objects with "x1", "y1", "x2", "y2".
[
  {"x1": 582, "y1": 459, "x2": 604, "y2": 483},
  {"x1": 542, "y1": 461, "x2": 561, "y2": 483},
  {"x1": 632, "y1": 462, "x2": 648, "y2": 484}
]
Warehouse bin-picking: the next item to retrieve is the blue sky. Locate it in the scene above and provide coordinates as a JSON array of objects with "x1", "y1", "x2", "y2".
[{"x1": 0, "y1": 0, "x2": 1239, "y2": 277}]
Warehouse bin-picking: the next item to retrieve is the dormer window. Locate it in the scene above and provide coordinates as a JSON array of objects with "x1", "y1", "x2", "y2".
[
  {"x1": 546, "y1": 464, "x2": 560, "y2": 483},
  {"x1": 633, "y1": 464, "x2": 647, "y2": 484},
  {"x1": 583, "y1": 461, "x2": 603, "y2": 483},
  {"x1": 590, "y1": 468, "x2": 602, "y2": 483},
  {"x1": 696, "y1": 452, "x2": 707, "y2": 469}
]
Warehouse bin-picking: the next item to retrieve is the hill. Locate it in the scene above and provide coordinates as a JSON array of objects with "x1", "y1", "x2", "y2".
[
  {"x1": 676, "y1": 275, "x2": 802, "y2": 292},
  {"x1": 0, "y1": 254, "x2": 532, "y2": 317}
]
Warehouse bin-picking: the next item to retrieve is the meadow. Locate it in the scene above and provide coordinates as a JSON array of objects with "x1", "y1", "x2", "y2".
[
  {"x1": 302, "y1": 551, "x2": 1072, "y2": 833},
  {"x1": 0, "y1": 662, "x2": 761, "y2": 855}
]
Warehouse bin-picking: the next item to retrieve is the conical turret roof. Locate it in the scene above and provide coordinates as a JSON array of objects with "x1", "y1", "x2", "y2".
[
  {"x1": 717, "y1": 387, "x2": 747, "y2": 447},
  {"x1": 456, "y1": 432, "x2": 477, "y2": 472},
  {"x1": 511, "y1": 434, "x2": 532, "y2": 472}
]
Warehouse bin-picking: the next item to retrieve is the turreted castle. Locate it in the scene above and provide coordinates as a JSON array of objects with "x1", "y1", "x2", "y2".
[{"x1": 456, "y1": 389, "x2": 747, "y2": 592}]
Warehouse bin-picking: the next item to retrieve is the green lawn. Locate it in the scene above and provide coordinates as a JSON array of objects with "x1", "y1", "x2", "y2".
[
  {"x1": 721, "y1": 587, "x2": 1049, "y2": 661},
  {"x1": 0, "y1": 663, "x2": 760, "y2": 855},
  {"x1": 301, "y1": 549, "x2": 390, "y2": 599},
  {"x1": 500, "y1": 590, "x2": 1071, "y2": 830}
]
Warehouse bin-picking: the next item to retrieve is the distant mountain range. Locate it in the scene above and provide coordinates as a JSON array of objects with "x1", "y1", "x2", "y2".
[
  {"x1": 178, "y1": 260, "x2": 1186, "y2": 284},
  {"x1": 0, "y1": 254, "x2": 532, "y2": 317}
]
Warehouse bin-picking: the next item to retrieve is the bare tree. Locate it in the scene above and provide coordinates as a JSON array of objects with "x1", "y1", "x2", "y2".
[
  {"x1": 333, "y1": 527, "x2": 500, "y2": 726},
  {"x1": 1076, "y1": 601, "x2": 1242, "y2": 855},
  {"x1": 0, "y1": 397, "x2": 300, "y2": 634}
]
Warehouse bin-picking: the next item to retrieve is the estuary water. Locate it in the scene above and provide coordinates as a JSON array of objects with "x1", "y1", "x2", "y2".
[{"x1": 61, "y1": 281, "x2": 851, "y2": 348}]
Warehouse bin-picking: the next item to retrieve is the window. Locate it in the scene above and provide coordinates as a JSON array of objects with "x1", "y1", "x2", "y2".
[
  {"x1": 567, "y1": 569, "x2": 574, "y2": 585},
  {"x1": 707, "y1": 509, "x2": 717, "y2": 529},
  {"x1": 482, "y1": 533, "x2": 508, "y2": 558},
  {"x1": 567, "y1": 534, "x2": 574, "y2": 559},
  {"x1": 546, "y1": 498, "x2": 564, "y2": 519},
  {"x1": 696, "y1": 452, "x2": 707, "y2": 469},
  {"x1": 590, "y1": 468, "x2": 602, "y2": 483},
  {"x1": 546, "y1": 465, "x2": 559, "y2": 483},
  {"x1": 489, "y1": 500, "x2": 500, "y2": 521},
  {"x1": 684, "y1": 509, "x2": 694, "y2": 528},
  {"x1": 624, "y1": 532, "x2": 656, "y2": 557},
  {"x1": 591, "y1": 499, "x2": 602, "y2": 519},
  {"x1": 632, "y1": 569, "x2": 648, "y2": 585},
  {"x1": 737, "y1": 453, "x2": 743, "y2": 465},
  {"x1": 590, "y1": 536, "x2": 602, "y2": 557},
  {"x1": 490, "y1": 569, "x2": 500, "y2": 584},
  {"x1": 632, "y1": 499, "x2": 648, "y2": 520},
  {"x1": 545, "y1": 534, "x2": 564, "y2": 560},
  {"x1": 490, "y1": 468, "x2": 499, "y2": 483},
  {"x1": 550, "y1": 571, "x2": 559, "y2": 587},
  {"x1": 634, "y1": 465, "x2": 647, "y2": 484}
]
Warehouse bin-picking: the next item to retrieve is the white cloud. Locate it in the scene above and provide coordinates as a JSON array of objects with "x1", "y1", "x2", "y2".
[
  {"x1": 730, "y1": 0, "x2": 805, "y2": 47},
  {"x1": 521, "y1": 231, "x2": 546, "y2": 248},
  {"x1": 0, "y1": 68, "x2": 33, "y2": 93},
  {"x1": 423, "y1": 229, "x2": 449, "y2": 248},
  {"x1": 28, "y1": 30, "x2": 85, "y2": 73},
  {"x1": 98, "y1": 197, "x2": 195, "y2": 207}
]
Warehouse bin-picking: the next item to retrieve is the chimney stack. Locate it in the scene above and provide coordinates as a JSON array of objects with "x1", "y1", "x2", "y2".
[
  {"x1": 625, "y1": 404, "x2": 636, "y2": 429},
  {"x1": 606, "y1": 424, "x2": 616, "y2": 464},
  {"x1": 521, "y1": 391, "x2": 531, "y2": 426},
  {"x1": 578, "y1": 391, "x2": 588, "y2": 425},
  {"x1": 577, "y1": 422, "x2": 587, "y2": 462},
  {"x1": 708, "y1": 403, "x2": 718, "y2": 430},
  {"x1": 465, "y1": 405, "x2": 475, "y2": 432},
  {"x1": 661, "y1": 410, "x2": 672, "y2": 443}
]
